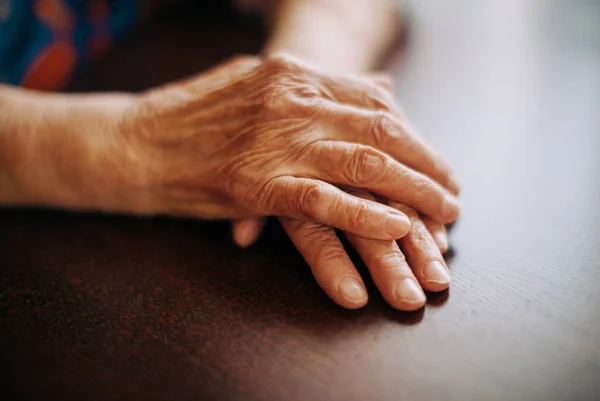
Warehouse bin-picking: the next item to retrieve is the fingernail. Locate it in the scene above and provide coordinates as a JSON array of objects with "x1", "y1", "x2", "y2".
[
  {"x1": 433, "y1": 231, "x2": 448, "y2": 252},
  {"x1": 393, "y1": 278, "x2": 426, "y2": 304},
  {"x1": 441, "y1": 196, "x2": 460, "y2": 222},
  {"x1": 339, "y1": 277, "x2": 367, "y2": 303},
  {"x1": 384, "y1": 211, "x2": 411, "y2": 238},
  {"x1": 424, "y1": 260, "x2": 451, "y2": 284}
]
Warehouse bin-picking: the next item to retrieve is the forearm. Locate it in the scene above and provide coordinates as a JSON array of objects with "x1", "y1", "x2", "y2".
[
  {"x1": 263, "y1": 0, "x2": 401, "y2": 72},
  {"x1": 0, "y1": 85, "x2": 139, "y2": 211}
]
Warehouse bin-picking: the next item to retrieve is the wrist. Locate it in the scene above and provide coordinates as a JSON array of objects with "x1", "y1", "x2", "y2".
[
  {"x1": 0, "y1": 86, "x2": 145, "y2": 213},
  {"x1": 264, "y1": 0, "x2": 401, "y2": 73}
]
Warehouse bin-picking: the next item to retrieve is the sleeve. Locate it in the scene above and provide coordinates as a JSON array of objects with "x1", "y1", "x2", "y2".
[{"x1": 0, "y1": 0, "x2": 139, "y2": 91}]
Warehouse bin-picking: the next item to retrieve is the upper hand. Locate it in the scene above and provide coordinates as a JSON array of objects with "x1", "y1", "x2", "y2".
[
  {"x1": 117, "y1": 53, "x2": 459, "y2": 241},
  {"x1": 230, "y1": 69, "x2": 457, "y2": 311}
]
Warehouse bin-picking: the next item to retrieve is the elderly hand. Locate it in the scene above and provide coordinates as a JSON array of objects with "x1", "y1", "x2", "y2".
[
  {"x1": 231, "y1": 71, "x2": 458, "y2": 311},
  {"x1": 287, "y1": 194, "x2": 451, "y2": 311},
  {"x1": 233, "y1": 196, "x2": 451, "y2": 311},
  {"x1": 113, "y1": 54, "x2": 458, "y2": 240}
]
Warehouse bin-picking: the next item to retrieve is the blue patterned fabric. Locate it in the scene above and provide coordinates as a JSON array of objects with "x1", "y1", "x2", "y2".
[{"x1": 0, "y1": 0, "x2": 139, "y2": 88}]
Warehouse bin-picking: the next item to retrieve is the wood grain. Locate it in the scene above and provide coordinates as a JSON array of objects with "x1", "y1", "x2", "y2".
[{"x1": 1, "y1": 1, "x2": 599, "y2": 400}]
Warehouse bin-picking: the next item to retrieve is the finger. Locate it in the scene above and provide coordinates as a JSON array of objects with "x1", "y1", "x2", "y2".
[
  {"x1": 299, "y1": 141, "x2": 460, "y2": 224},
  {"x1": 344, "y1": 192, "x2": 426, "y2": 311},
  {"x1": 280, "y1": 218, "x2": 368, "y2": 309},
  {"x1": 232, "y1": 217, "x2": 266, "y2": 248},
  {"x1": 304, "y1": 68, "x2": 459, "y2": 194},
  {"x1": 393, "y1": 203, "x2": 451, "y2": 293},
  {"x1": 259, "y1": 54, "x2": 459, "y2": 193},
  {"x1": 264, "y1": 177, "x2": 411, "y2": 240},
  {"x1": 422, "y1": 217, "x2": 448, "y2": 253},
  {"x1": 319, "y1": 102, "x2": 459, "y2": 195}
]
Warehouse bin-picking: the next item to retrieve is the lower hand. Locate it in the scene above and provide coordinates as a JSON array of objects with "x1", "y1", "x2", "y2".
[
  {"x1": 233, "y1": 194, "x2": 450, "y2": 311},
  {"x1": 231, "y1": 70, "x2": 455, "y2": 311}
]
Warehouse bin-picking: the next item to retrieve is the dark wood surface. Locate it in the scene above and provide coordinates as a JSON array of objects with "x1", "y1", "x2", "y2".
[{"x1": 2, "y1": 1, "x2": 600, "y2": 400}]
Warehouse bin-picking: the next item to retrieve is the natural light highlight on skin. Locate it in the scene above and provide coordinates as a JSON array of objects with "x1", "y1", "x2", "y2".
[{"x1": 0, "y1": 0, "x2": 461, "y2": 312}]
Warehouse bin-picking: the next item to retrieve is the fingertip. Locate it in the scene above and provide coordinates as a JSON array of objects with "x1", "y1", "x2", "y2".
[
  {"x1": 339, "y1": 298, "x2": 369, "y2": 310},
  {"x1": 422, "y1": 281, "x2": 450, "y2": 293},
  {"x1": 337, "y1": 276, "x2": 369, "y2": 309},
  {"x1": 447, "y1": 172, "x2": 461, "y2": 195},
  {"x1": 282, "y1": 217, "x2": 367, "y2": 310},
  {"x1": 232, "y1": 219, "x2": 264, "y2": 248},
  {"x1": 421, "y1": 260, "x2": 451, "y2": 292},
  {"x1": 449, "y1": 180, "x2": 461, "y2": 196},
  {"x1": 395, "y1": 299, "x2": 426, "y2": 312},
  {"x1": 390, "y1": 278, "x2": 426, "y2": 311},
  {"x1": 384, "y1": 210, "x2": 412, "y2": 239},
  {"x1": 441, "y1": 195, "x2": 460, "y2": 223},
  {"x1": 433, "y1": 230, "x2": 449, "y2": 253},
  {"x1": 233, "y1": 228, "x2": 253, "y2": 248}
]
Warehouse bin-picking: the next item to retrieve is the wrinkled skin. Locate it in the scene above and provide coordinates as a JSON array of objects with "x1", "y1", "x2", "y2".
[
  {"x1": 109, "y1": 53, "x2": 460, "y2": 311},
  {"x1": 234, "y1": 200, "x2": 451, "y2": 311},
  {"x1": 120, "y1": 54, "x2": 459, "y2": 244},
  {"x1": 230, "y1": 61, "x2": 458, "y2": 311}
]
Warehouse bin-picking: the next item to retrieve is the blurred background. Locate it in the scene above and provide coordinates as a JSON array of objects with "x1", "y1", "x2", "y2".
[{"x1": 2, "y1": 1, "x2": 600, "y2": 400}]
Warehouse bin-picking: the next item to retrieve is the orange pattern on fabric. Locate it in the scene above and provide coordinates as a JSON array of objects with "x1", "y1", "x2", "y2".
[
  {"x1": 34, "y1": 0, "x2": 74, "y2": 32},
  {"x1": 21, "y1": 40, "x2": 76, "y2": 90}
]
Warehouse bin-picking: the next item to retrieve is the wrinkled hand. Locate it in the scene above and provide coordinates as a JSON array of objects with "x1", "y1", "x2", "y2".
[
  {"x1": 288, "y1": 194, "x2": 451, "y2": 311},
  {"x1": 233, "y1": 196, "x2": 451, "y2": 311},
  {"x1": 232, "y1": 71, "x2": 457, "y2": 311},
  {"x1": 118, "y1": 53, "x2": 459, "y2": 241}
]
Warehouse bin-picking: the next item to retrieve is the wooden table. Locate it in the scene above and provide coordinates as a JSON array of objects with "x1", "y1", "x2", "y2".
[{"x1": 2, "y1": 1, "x2": 599, "y2": 400}]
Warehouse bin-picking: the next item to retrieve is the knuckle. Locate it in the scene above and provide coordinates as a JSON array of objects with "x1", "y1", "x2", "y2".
[
  {"x1": 371, "y1": 112, "x2": 395, "y2": 145},
  {"x1": 349, "y1": 147, "x2": 388, "y2": 184},
  {"x1": 257, "y1": 83, "x2": 294, "y2": 120},
  {"x1": 256, "y1": 56, "x2": 319, "y2": 121},
  {"x1": 408, "y1": 171, "x2": 438, "y2": 195},
  {"x1": 282, "y1": 218, "x2": 304, "y2": 232},
  {"x1": 300, "y1": 220, "x2": 330, "y2": 234},
  {"x1": 299, "y1": 182, "x2": 327, "y2": 220},
  {"x1": 295, "y1": 220, "x2": 332, "y2": 242},
  {"x1": 407, "y1": 220, "x2": 432, "y2": 246},
  {"x1": 256, "y1": 81, "x2": 303, "y2": 121},
  {"x1": 372, "y1": 252, "x2": 408, "y2": 275},
  {"x1": 412, "y1": 229, "x2": 429, "y2": 246},
  {"x1": 317, "y1": 246, "x2": 348, "y2": 265},
  {"x1": 422, "y1": 179, "x2": 443, "y2": 200},
  {"x1": 294, "y1": 83, "x2": 322, "y2": 100},
  {"x1": 348, "y1": 200, "x2": 373, "y2": 231}
]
